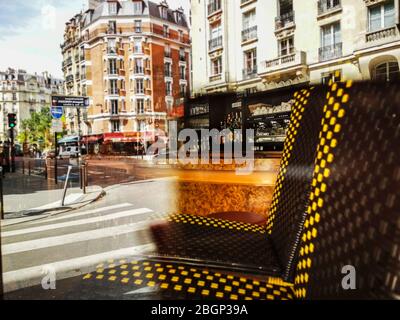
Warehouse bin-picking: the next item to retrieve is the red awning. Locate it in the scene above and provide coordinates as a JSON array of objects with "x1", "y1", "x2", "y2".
[
  {"x1": 103, "y1": 132, "x2": 124, "y2": 143},
  {"x1": 81, "y1": 134, "x2": 103, "y2": 144}
]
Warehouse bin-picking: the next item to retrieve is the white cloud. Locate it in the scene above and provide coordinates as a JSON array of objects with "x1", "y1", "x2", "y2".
[{"x1": 0, "y1": 0, "x2": 190, "y2": 79}]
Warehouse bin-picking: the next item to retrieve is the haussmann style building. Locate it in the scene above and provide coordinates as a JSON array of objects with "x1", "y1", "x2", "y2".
[{"x1": 61, "y1": 0, "x2": 190, "y2": 153}]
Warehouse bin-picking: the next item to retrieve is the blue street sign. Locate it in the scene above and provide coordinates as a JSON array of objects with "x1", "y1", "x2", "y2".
[{"x1": 51, "y1": 106, "x2": 64, "y2": 119}]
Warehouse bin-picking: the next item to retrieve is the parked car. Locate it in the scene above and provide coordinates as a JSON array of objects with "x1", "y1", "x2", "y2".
[{"x1": 58, "y1": 146, "x2": 79, "y2": 159}]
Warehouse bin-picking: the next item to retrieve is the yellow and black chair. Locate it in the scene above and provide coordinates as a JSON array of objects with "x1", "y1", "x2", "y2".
[{"x1": 79, "y1": 81, "x2": 400, "y2": 300}]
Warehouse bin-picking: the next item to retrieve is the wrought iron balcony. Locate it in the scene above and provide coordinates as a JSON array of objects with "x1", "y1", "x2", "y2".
[
  {"x1": 107, "y1": 47, "x2": 118, "y2": 55},
  {"x1": 242, "y1": 26, "x2": 258, "y2": 42},
  {"x1": 209, "y1": 36, "x2": 223, "y2": 51},
  {"x1": 319, "y1": 43, "x2": 343, "y2": 62},
  {"x1": 66, "y1": 75, "x2": 74, "y2": 83},
  {"x1": 275, "y1": 11, "x2": 295, "y2": 31}
]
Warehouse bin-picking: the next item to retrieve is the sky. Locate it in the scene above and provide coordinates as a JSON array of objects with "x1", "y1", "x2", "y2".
[{"x1": 0, "y1": 0, "x2": 190, "y2": 79}]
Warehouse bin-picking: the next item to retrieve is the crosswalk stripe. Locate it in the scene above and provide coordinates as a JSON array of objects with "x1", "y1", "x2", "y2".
[
  {"x1": 25, "y1": 203, "x2": 133, "y2": 225},
  {"x1": 2, "y1": 208, "x2": 153, "y2": 238},
  {"x1": 2, "y1": 220, "x2": 152, "y2": 255},
  {"x1": 2, "y1": 244, "x2": 155, "y2": 293}
]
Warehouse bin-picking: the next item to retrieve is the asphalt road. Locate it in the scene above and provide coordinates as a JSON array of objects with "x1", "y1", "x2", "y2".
[{"x1": 1, "y1": 179, "x2": 177, "y2": 296}]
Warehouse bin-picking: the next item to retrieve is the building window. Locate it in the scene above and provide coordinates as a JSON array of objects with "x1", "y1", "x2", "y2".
[
  {"x1": 108, "y1": 59, "x2": 117, "y2": 74},
  {"x1": 159, "y1": 6, "x2": 168, "y2": 19},
  {"x1": 164, "y1": 44, "x2": 171, "y2": 57},
  {"x1": 138, "y1": 120, "x2": 146, "y2": 132},
  {"x1": 133, "y1": 1, "x2": 143, "y2": 14},
  {"x1": 244, "y1": 48, "x2": 257, "y2": 75},
  {"x1": 111, "y1": 120, "x2": 120, "y2": 132},
  {"x1": 165, "y1": 62, "x2": 172, "y2": 77},
  {"x1": 368, "y1": 1, "x2": 395, "y2": 32},
  {"x1": 179, "y1": 65, "x2": 186, "y2": 79},
  {"x1": 208, "y1": 0, "x2": 221, "y2": 15},
  {"x1": 321, "y1": 70, "x2": 342, "y2": 85},
  {"x1": 180, "y1": 84, "x2": 186, "y2": 97},
  {"x1": 279, "y1": 37, "x2": 294, "y2": 56},
  {"x1": 163, "y1": 25, "x2": 169, "y2": 38},
  {"x1": 179, "y1": 47, "x2": 185, "y2": 61},
  {"x1": 166, "y1": 81, "x2": 172, "y2": 96},
  {"x1": 136, "y1": 99, "x2": 144, "y2": 114},
  {"x1": 242, "y1": 9, "x2": 257, "y2": 42},
  {"x1": 134, "y1": 20, "x2": 142, "y2": 33},
  {"x1": 211, "y1": 56, "x2": 222, "y2": 75},
  {"x1": 108, "y1": 21, "x2": 117, "y2": 34},
  {"x1": 209, "y1": 22, "x2": 222, "y2": 50},
  {"x1": 373, "y1": 61, "x2": 400, "y2": 82},
  {"x1": 320, "y1": 22, "x2": 342, "y2": 61},
  {"x1": 133, "y1": 39, "x2": 142, "y2": 53},
  {"x1": 111, "y1": 100, "x2": 118, "y2": 115},
  {"x1": 136, "y1": 79, "x2": 144, "y2": 94},
  {"x1": 108, "y1": 38, "x2": 117, "y2": 54},
  {"x1": 134, "y1": 59, "x2": 143, "y2": 74},
  {"x1": 109, "y1": 2, "x2": 117, "y2": 15},
  {"x1": 110, "y1": 79, "x2": 118, "y2": 94},
  {"x1": 179, "y1": 30, "x2": 184, "y2": 42}
]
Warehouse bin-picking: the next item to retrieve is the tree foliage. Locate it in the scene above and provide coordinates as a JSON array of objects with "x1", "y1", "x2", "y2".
[{"x1": 17, "y1": 107, "x2": 54, "y2": 149}]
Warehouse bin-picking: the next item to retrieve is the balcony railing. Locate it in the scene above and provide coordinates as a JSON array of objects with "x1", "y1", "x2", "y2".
[
  {"x1": 66, "y1": 75, "x2": 74, "y2": 83},
  {"x1": 134, "y1": 67, "x2": 144, "y2": 74},
  {"x1": 264, "y1": 51, "x2": 307, "y2": 72},
  {"x1": 208, "y1": 0, "x2": 221, "y2": 16},
  {"x1": 209, "y1": 36, "x2": 223, "y2": 51},
  {"x1": 275, "y1": 11, "x2": 295, "y2": 31},
  {"x1": 319, "y1": 43, "x2": 343, "y2": 62},
  {"x1": 243, "y1": 66, "x2": 258, "y2": 80},
  {"x1": 107, "y1": 47, "x2": 118, "y2": 55},
  {"x1": 65, "y1": 57, "x2": 72, "y2": 66},
  {"x1": 318, "y1": 0, "x2": 341, "y2": 16},
  {"x1": 108, "y1": 68, "x2": 118, "y2": 75},
  {"x1": 366, "y1": 26, "x2": 397, "y2": 42},
  {"x1": 242, "y1": 26, "x2": 258, "y2": 42}
]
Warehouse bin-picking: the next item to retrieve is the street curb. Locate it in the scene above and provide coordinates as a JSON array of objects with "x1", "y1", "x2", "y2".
[{"x1": 1, "y1": 189, "x2": 106, "y2": 227}]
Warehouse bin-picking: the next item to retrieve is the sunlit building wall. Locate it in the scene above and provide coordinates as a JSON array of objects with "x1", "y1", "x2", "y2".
[
  {"x1": 61, "y1": 0, "x2": 191, "y2": 136},
  {"x1": 191, "y1": 0, "x2": 400, "y2": 95}
]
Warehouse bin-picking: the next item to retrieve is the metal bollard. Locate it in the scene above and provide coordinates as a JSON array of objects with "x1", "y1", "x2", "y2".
[
  {"x1": 28, "y1": 160, "x2": 31, "y2": 176},
  {"x1": 83, "y1": 164, "x2": 87, "y2": 194},
  {"x1": 61, "y1": 165, "x2": 72, "y2": 206}
]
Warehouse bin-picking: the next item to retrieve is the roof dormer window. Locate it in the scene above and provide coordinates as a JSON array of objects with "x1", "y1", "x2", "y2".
[
  {"x1": 109, "y1": 2, "x2": 118, "y2": 15},
  {"x1": 158, "y1": 1, "x2": 169, "y2": 19},
  {"x1": 133, "y1": 0, "x2": 143, "y2": 14}
]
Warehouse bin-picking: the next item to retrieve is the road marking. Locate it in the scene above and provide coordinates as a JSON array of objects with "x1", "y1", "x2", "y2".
[
  {"x1": 2, "y1": 220, "x2": 153, "y2": 255},
  {"x1": 2, "y1": 208, "x2": 153, "y2": 237},
  {"x1": 26, "y1": 203, "x2": 133, "y2": 225},
  {"x1": 2, "y1": 244, "x2": 155, "y2": 293}
]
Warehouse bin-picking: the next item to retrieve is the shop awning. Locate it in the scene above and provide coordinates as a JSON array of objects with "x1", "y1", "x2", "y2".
[
  {"x1": 103, "y1": 132, "x2": 165, "y2": 143},
  {"x1": 58, "y1": 136, "x2": 79, "y2": 144},
  {"x1": 81, "y1": 134, "x2": 103, "y2": 144}
]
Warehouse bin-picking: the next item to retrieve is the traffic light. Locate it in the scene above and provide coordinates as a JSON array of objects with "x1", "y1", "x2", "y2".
[{"x1": 8, "y1": 113, "x2": 17, "y2": 128}]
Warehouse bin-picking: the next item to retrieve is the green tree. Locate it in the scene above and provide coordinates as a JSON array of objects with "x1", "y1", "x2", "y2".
[{"x1": 17, "y1": 107, "x2": 63, "y2": 150}]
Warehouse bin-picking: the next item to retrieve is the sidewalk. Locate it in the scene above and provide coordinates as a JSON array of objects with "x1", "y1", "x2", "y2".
[{"x1": 1, "y1": 172, "x2": 104, "y2": 224}]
